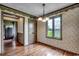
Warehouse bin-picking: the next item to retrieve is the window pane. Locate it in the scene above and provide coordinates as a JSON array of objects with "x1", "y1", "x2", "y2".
[
  {"x1": 54, "y1": 16, "x2": 61, "y2": 39},
  {"x1": 47, "y1": 19, "x2": 53, "y2": 37}
]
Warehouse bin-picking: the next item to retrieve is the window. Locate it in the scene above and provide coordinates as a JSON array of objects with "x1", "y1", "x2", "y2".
[
  {"x1": 54, "y1": 16, "x2": 61, "y2": 39},
  {"x1": 46, "y1": 15, "x2": 62, "y2": 39},
  {"x1": 47, "y1": 19, "x2": 53, "y2": 37}
]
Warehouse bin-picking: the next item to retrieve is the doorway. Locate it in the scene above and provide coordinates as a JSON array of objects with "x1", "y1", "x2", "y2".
[
  {"x1": 3, "y1": 20, "x2": 17, "y2": 51},
  {"x1": 28, "y1": 19, "x2": 37, "y2": 44},
  {"x1": 2, "y1": 12, "x2": 25, "y2": 54}
]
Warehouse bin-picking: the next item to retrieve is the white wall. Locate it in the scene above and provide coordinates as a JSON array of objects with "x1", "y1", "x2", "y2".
[
  {"x1": 17, "y1": 17, "x2": 24, "y2": 44},
  {"x1": 17, "y1": 17, "x2": 23, "y2": 33},
  {"x1": 0, "y1": 9, "x2": 4, "y2": 54},
  {"x1": 37, "y1": 7, "x2": 79, "y2": 54},
  {"x1": 17, "y1": 16, "x2": 29, "y2": 46},
  {"x1": 24, "y1": 16, "x2": 29, "y2": 46},
  {"x1": 0, "y1": 9, "x2": 2, "y2": 54}
]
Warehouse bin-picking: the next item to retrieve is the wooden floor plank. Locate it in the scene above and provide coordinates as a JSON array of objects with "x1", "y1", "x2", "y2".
[{"x1": 1, "y1": 43, "x2": 79, "y2": 56}]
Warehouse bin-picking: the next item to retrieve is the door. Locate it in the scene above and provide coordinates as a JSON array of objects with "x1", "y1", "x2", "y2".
[{"x1": 28, "y1": 20, "x2": 36, "y2": 44}]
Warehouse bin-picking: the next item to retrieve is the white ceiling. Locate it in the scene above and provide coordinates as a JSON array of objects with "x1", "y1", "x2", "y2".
[{"x1": 1, "y1": 3, "x2": 73, "y2": 17}]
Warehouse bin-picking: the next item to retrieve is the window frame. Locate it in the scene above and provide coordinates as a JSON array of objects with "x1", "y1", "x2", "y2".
[
  {"x1": 46, "y1": 15, "x2": 62, "y2": 40},
  {"x1": 46, "y1": 18, "x2": 54, "y2": 38}
]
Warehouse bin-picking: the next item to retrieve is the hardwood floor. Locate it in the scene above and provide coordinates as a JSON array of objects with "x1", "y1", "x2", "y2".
[{"x1": 1, "y1": 42, "x2": 79, "y2": 56}]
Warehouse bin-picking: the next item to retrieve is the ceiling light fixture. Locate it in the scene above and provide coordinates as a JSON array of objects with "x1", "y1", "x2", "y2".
[{"x1": 38, "y1": 3, "x2": 49, "y2": 22}]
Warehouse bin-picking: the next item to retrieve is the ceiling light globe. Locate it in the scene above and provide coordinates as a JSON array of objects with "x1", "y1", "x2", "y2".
[
  {"x1": 38, "y1": 17, "x2": 42, "y2": 21},
  {"x1": 45, "y1": 17, "x2": 49, "y2": 21},
  {"x1": 42, "y1": 19, "x2": 46, "y2": 22}
]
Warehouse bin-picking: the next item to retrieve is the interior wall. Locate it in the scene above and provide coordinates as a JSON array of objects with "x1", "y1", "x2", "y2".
[
  {"x1": 17, "y1": 17, "x2": 24, "y2": 44},
  {"x1": 0, "y1": 9, "x2": 2, "y2": 53},
  {"x1": 37, "y1": 7, "x2": 79, "y2": 54},
  {"x1": 24, "y1": 17, "x2": 29, "y2": 45},
  {"x1": 0, "y1": 9, "x2": 4, "y2": 54},
  {"x1": 17, "y1": 17, "x2": 29, "y2": 45},
  {"x1": 17, "y1": 18, "x2": 23, "y2": 33}
]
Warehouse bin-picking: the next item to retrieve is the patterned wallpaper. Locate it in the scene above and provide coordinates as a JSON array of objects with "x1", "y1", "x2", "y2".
[{"x1": 37, "y1": 7, "x2": 79, "y2": 54}]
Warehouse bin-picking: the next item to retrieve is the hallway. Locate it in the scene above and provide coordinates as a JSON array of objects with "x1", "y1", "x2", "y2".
[{"x1": 2, "y1": 43, "x2": 77, "y2": 56}]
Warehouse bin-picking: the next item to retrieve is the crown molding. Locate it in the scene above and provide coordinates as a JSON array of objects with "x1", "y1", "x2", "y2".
[
  {"x1": 45, "y1": 3, "x2": 79, "y2": 17},
  {"x1": 0, "y1": 4, "x2": 37, "y2": 18}
]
